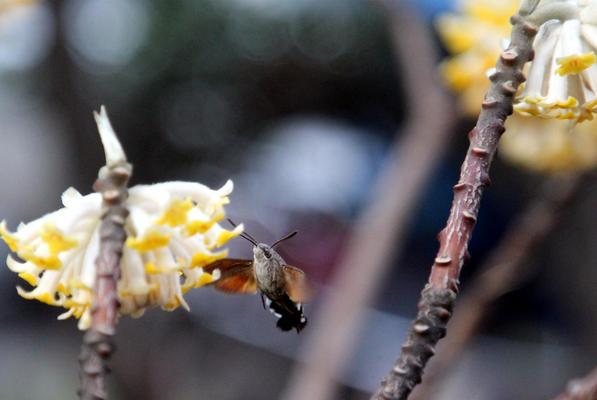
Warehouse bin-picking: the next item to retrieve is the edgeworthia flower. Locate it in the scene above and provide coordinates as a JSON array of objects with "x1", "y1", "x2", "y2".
[
  {"x1": 501, "y1": 116, "x2": 597, "y2": 170},
  {"x1": 0, "y1": 107, "x2": 242, "y2": 329},
  {"x1": 436, "y1": 0, "x2": 519, "y2": 115},
  {"x1": 514, "y1": 4, "x2": 597, "y2": 122},
  {"x1": 437, "y1": 0, "x2": 597, "y2": 172}
]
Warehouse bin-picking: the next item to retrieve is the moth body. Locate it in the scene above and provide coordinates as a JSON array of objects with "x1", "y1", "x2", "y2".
[
  {"x1": 253, "y1": 244, "x2": 286, "y2": 297},
  {"x1": 203, "y1": 225, "x2": 311, "y2": 333},
  {"x1": 253, "y1": 244, "x2": 307, "y2": 332}
]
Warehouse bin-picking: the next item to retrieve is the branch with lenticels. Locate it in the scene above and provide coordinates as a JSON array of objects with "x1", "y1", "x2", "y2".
[
  {"x1": 78, "y1": 109, "x2": 133, "y2": 400},
  {"x1": 411, "y1": 173, "x2": 584, "y2": 400},
  {"x1": 370, "y1": 3, "x2": 543, "y2": 400}
]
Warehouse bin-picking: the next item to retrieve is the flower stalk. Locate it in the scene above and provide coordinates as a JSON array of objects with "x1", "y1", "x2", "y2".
[
  {"x1": 370, "y1": 6, "x2": 540, "y2": 400},
  {"x1": 78, "y1": 107, "x2": 132, "y2": 400}
]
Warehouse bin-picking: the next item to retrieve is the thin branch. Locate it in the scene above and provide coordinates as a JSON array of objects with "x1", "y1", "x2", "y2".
[
  {"x1": 281, "y1": 3, "x2": 454, "y2": 400},
  {"x1": 553, "y1": 367, "x2": 597, "y2": 400},
  {"x1": 411, "y1": 173, "x2": 584, "y2": 400},
  {"x1": 78, "y1": 155, "x2": 132, "y2": 399},
  {"x1": 370, "y1": 7, "x2": 540, "y2": 400}
]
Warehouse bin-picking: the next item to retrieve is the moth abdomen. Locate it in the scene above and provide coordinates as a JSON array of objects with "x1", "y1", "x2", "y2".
[{"x1": 265, "y1": 295, "x2": 307, "y2": 333}]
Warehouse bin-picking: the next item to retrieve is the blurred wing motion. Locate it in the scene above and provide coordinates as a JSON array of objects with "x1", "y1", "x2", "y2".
[
  {"x1": 203, "y1": 259, "x2": 257, "y2": 294},
  {"x1": 282, "y1": 265, "x2": 313, "y2": 303}
]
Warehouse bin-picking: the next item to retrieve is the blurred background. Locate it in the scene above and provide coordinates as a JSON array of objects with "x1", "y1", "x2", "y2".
[{"x1": 0, "y1": 0, "x2": 595, "y2": 399}]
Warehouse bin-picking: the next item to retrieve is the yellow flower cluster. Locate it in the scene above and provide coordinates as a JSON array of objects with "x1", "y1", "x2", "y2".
[
  {"x1": 514, "y1": 18, "x2": 597, "y2": 122},
  {"x1": 436, "y1": 0, "x2": 518, "y2": 115},
  {"x1": 437, "y1": 0, "x2": 597, "y2": 172},
  {"x1": 501, "y1": 117, "x2": 597, "y2": 171},
  {"x1": 0, "y1": 107, "x2": 243, "y2": 329},
  {"x1": 0, "y1": 181, "x2": 241, "y2": 329}
]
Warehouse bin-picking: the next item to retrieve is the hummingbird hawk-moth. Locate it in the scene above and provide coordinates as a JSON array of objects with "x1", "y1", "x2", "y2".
[{"x1": 203, "y1": 220, "x2": 312, "y2": 333}]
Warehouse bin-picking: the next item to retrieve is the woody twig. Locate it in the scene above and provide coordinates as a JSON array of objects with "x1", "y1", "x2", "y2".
[
  {"x1": 370, "y1": 2, "x2": 543, "y2": 399},
  {"x1": 411, "y1": 174, "x2": 584, "y2": 400},
  {"x1": 78, "y1": 108, "x2": 132, "y2": 400}
]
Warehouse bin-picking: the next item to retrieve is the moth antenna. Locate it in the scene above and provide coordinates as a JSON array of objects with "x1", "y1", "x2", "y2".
[
  {"x1": 228, "y1": 218, "x2": 259, "y2": 245},
  {"x1": 227, "y1": 218, "x2": 239, "y2": 228},
  {"x1": 271, "y1": 231, "x2": 298, "y2": 248},
  {"x1": 239, "y1": 233, "x2": 258, "y2": 246}
]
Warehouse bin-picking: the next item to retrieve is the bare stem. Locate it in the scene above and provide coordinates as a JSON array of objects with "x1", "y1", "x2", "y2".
[
  {"x1": 411, "y1": 174, "x2": 584, "y2": 400},
  {"x1": 370, "y1": 9, "x2": 539, "y2": 400},
  {"x1": 78, "y1": 162, "x2": 132, "y2": 400},
  {"x1": 553, "y1": 367, "x2": 597, "y2": 400},
  {"x1": 281, "y1": 3, "x2": 454, "y2": 400}
]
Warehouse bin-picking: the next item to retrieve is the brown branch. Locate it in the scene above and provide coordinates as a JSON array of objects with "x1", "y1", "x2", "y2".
[
  {"x1": 411, "y1": 173, "x2": 584, "y2": 400},
  {"x1": 553, "y1": 367, "x2": 597, "y2": 400},
  {"x1": 281, "y1": 3, "x2": 454, "y2": 400},
  {"x1": 370, "y1": 8, "x2": 539, "y2": 400},
  {"x1": 78, "y1": 162, "x2": 132, "y2": 400}
]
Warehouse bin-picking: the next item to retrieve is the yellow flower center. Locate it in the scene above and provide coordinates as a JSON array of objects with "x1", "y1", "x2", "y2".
[
  {"x1": 211, "y1": 229, "x2": 242, "y2": 249},
  {"x1": 40, "y1": 223, "x2": 78, "y2": 254},
  {"x1": 190, "y1": 250, "x2": 227, "y2": 268},
  {"x1": 17, "y1": 286, "x2": 58, "y2": 305},
  {"x1": 182, "y1": 272, "x2": 216, "y2": 293},
  {"x1": 144, "y1": 262, "x2": 182, "y2": 275},
  {"x1": 18, "y1": 251, "x2": 62, "y2": 270},
  {"x1": 17, "y1": 272, "x2": 38, "y2": 286},
  {"x1": 126, "y1": 229, "x2": 171, "y2": 251},
  {"x1": 156, "y1": 197, "x2": 194, "y2": 227},
  {"x1": 185, "y1": 220, "x2": 216, "y2": 236},
  {"x1": 556, "y1": 52, "x2": 597, "y2": 76}
]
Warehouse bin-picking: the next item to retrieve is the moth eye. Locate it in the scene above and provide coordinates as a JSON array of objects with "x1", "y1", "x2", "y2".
[{"x1": 264, "y1": 250, "x2": 271, "y2": 259}]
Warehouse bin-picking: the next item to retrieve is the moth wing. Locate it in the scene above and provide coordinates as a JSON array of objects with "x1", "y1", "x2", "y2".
[
  {"x1": 203, "y1": 258, "x2": 252, "y2": 275},
  {"x1": 203, "y1": 259, "x2": 257, "y2": 294},
  {"x1": 282, "y1": 265, "x2": 313, "y2": 303},
  {"x1": 215, "y1": 271, "x2": 257, "y2": 294}
]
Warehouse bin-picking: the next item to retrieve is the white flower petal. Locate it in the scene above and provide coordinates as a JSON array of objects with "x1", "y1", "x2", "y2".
[
  {"x1": 61, "y1": 187, "x2": 83, "y2": 207},
  {"x1": 1, "y1": 111, "x2": 239, "y2": 329},
  {"x1": 94, "y1": 105, "x2": 127, "y2": 166}
]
